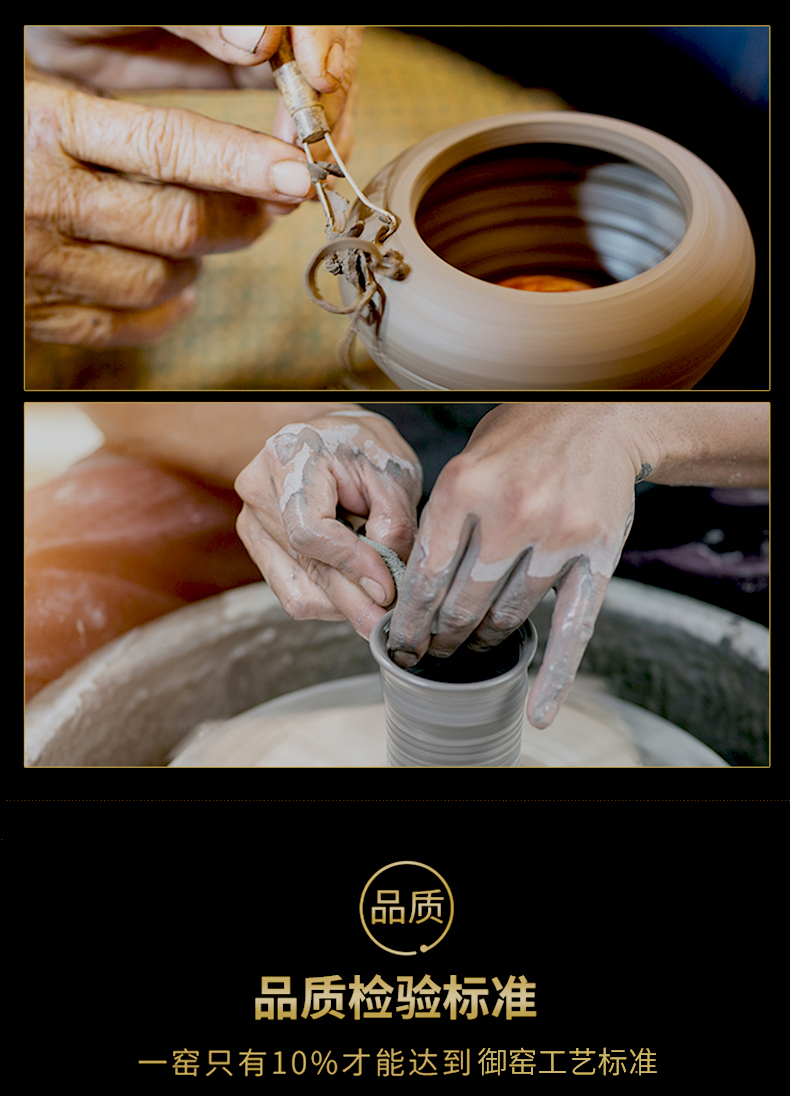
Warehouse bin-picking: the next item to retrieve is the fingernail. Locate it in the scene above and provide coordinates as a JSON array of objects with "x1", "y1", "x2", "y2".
[
  {"x1": 361, "y1": 577, "x2": 388, "y2": 605},
  {"x1": 174, "y1": 287, "x2": 197, "y2": 313},
  {"x1": 529, "y1": 699, "x2": 555, "y2": 730},
  {"x1": 392, "y1": 650, "x2": 418, "y2": 670},
  {"x1": 271, "y1": 160, "x2": 312, "y2": 198},
  {"x1": 221, "y1": 26, "x2": 267, "y2": 53},
  {"x1": 326, "y1": 41, "x2": 345, "y2": 83}
]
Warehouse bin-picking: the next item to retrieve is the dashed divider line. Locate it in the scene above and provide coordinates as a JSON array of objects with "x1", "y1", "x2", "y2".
[{"x1": 5, "y1": 799, "x2": 786, "y2": 804}]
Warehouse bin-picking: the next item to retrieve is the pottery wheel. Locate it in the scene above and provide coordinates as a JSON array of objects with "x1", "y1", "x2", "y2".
[{"x1": 168, "y1": 673, "x2": 727, "y2": 768}]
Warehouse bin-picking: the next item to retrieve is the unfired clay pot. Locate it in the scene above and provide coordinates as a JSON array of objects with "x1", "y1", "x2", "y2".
[
  {"x1": 369, "y1": 612, "x2": 537, "y2": 767},
  {"x1": 338, "y1": 112, "x2": 755, "y2": 389}
]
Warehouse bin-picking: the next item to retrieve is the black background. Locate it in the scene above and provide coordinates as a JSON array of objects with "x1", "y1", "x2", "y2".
[
  {"x1": 15, "y1": 800, "x2": 781, "y2": 1088},
  {"x1": 17, "y1": 23, "x2": 774, "y2": 1087}
]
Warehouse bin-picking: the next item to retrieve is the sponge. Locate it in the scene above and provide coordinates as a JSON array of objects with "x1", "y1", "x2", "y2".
[{"x1": 359, "y1": 534, "x2": 406, "y2": 596}]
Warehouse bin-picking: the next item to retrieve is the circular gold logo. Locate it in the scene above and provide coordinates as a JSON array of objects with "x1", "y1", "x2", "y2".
[{"x1": 359, "y1": 861, "x2": 454, "y2": 955}]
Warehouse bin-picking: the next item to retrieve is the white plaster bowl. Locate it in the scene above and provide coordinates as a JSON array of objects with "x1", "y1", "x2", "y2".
[{"x1": 24, "y1": 580, "x2": 768, "y2": 767}]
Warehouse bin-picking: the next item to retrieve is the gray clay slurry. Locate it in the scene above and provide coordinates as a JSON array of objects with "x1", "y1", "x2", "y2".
[{"x1": 26, "y1": 580, "x2": 765, "y2": 767}]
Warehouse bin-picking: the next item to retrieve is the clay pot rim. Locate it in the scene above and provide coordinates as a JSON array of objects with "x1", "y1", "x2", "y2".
[
  {"x1": 370, "y1": 611, "x2": 537, "y2": 691},
  {"x1": 386, "y1": 110, "x2": 710, "y2": 302}
]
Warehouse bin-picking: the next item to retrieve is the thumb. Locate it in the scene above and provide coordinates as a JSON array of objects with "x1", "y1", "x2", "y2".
[
  {"x1": 161, "y1": 25, "x2": 283, "y2": 65},
  {"x1": 166, "y1": 26, "x2": 351, "y2": 95}
]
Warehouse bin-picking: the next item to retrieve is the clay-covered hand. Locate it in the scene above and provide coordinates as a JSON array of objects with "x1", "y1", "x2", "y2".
[
  {"x1": 24, "y1": 26, "x2": 360, "y2": 347},
  {"x1": 388, "y1": 405, "x2": 641, "y2": 728},
  {"x1": 235, "y1": 411, "x2": 423, "y2": 638}
]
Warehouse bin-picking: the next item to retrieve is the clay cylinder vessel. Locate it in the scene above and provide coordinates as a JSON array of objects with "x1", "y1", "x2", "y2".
[
  {"x1": 369, "y1": 612, "x2": 537, "y2": 767},
  {"x1": 342, "y1": 112, "x2": 755, "y2": 389}
]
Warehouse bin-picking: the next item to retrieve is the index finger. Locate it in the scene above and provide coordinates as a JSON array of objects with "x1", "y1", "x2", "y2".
[
  {"x1": 281, "y1": 466, "x2": 397, "y2": 609},
  {"x1": 388, "y1": 507, "x2": 479, "y2": 668},
  {"x1": 31, "y1": 25, "x2": 283, "y2": 67},
  {"x1": 53, "y1": 83, "x2": 313, "y2": 201},
  {"x1": 288, "y1": 25, "x2": 349, "y2": 93},
  {"x1": 526, "y1": 558, "x2": 610, "y2": 729}
]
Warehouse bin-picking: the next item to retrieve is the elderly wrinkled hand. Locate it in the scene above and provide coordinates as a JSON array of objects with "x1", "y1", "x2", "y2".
[
  {"x1": 24, "y1": 26, "x2": 360, "y2": 346},
  {"x1": 235, "y1": 411, "x2": 423, "y2": 638},
  {"x1": 387, "y1": 405, "x2": 641, "y2": 729}
]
